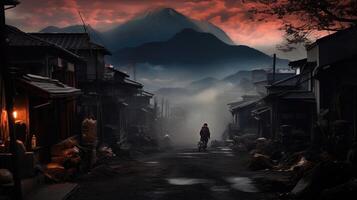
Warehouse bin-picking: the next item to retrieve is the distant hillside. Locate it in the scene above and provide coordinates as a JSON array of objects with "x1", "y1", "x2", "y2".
[
  {"x1": 223, "y1": 70, "x2": 253, "y2": 85},
  {"x1": 114, "y1": 29, "x2": 289, "y2": 70},
  {"x1": 190, "y1": 77, "x2": 219, "y2": 91}
]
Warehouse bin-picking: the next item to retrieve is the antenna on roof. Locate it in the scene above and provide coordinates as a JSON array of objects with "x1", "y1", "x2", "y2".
[
  {"x1": 78, "y1": 10, "x2": 98, "y2": 79},
  {"x1": 78, "y1": 10, "x2": 88, "y2": 34}
]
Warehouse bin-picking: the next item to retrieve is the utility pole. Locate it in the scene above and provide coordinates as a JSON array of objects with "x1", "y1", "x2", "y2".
[
  {"x1": 161, "y1": 97, "x2": 164, "y2": 118},
  {"x1": 272, "y1": 53, "x2": 276, "y2": 84},
  {"x1": 1, "y1": 1, "x2": 22, "y2": 199},
  {"x1": 133, "y1": 63, "x2": 136, "y2": 81},
  {"x1": 166, "y1": 99, "x2": 169, "y2": 119}
]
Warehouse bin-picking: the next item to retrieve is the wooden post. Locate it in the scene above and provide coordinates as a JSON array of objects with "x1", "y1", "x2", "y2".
[
  {"x1": 272, "y1": 54, "x2": 276, "y2": 84},
  {"x1": 0, "y1": 3, "x2": 22, "y2": 199},
  {"x1": 353, "y1": 89, "x2": 356, "y2": 142}
]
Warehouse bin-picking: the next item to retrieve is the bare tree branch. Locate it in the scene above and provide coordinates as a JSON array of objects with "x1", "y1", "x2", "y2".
[{"x1": 243, "y1": 0, "x2": 357, "y2": 51}]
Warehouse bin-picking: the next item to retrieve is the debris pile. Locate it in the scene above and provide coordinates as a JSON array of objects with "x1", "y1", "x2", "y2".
[
  {"x1": 0, "y1": 169, "x2": 13, "y2": 185},
  {"x1": 44, "y1": 137, "x2": 81, "y2": 181},
  {"x1": 240, "y1": 134, "x2": 357, "y2": 199},
  {"x1": 232, "y1": 134, "x2": 258, "y2": 152},
  {"x1": 96, "y1": 144, "x2": 115, "y2": 164}
]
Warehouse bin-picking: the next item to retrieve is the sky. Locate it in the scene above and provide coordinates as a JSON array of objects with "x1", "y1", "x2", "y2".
[{"x1": 5, "y1": 0, "x2": 308, "y2": 60}]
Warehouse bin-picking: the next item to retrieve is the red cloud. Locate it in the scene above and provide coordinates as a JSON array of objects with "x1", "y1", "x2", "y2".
[{"x1": 5, "y1": 0, "x2": 298, "y2": 54}]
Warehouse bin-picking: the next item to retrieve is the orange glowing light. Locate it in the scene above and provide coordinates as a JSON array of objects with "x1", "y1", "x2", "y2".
[{"x1": 12, "y1": 111, "x2": 17, "y2": 119}]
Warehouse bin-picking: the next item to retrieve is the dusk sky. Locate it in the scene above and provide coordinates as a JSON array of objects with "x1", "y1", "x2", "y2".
[{"x1": 5, "y1": 0, "x2": 311, "y2": 59}]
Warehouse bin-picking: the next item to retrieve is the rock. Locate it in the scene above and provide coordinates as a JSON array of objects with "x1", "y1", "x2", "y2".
[
  {"x1": 0, "y1": 169, "x2": 13, "y2": 184},
  {"x1": 254, "y1": 172, "x2": 293, "y2": 192},
  {"x1": 51, "y1": 137, "x2": 78, "y2": 157},
  {"x1": 97, "y1": 145, "x2": 115, "y2": 160},
  {"x1": 43, "y1": 163, "x2": 66, "y2": 182},
  {"x1": 233, "y1": 143, "x2": 248, "y2": 152},
  {"x1": 320, "y1": 179, "x2": 357, "y2": 200},
  {"x1": 210, "y1": 140, "x2": 224, "y2": 148},
  {"x1": 249, "y1": 153, "x2": 274, "y2": 170},
  {"x1": 291, "y1": 161, "x2": 353, "y2": 199}
]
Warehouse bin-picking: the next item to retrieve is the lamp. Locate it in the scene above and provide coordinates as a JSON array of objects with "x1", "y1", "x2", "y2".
[{"x1": 12, "y1": 111, "x2": 17, "y2": 119}]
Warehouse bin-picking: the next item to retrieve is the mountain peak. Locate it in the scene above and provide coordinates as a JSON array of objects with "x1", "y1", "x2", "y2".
[
  {"x1": 141, "y1": 7, "x2": 184, "y2": 19},
  {"x1": 155, "y1": 7, "x2": 178, "y2": 14}
]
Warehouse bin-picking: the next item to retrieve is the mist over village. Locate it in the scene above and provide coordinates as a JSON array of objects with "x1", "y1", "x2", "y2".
[{"x1": 1, "y1": 1, "x2": 357, "y2": 200}]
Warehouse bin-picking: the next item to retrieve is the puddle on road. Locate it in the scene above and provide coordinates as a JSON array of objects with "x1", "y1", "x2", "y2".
[
  {"x1": 144, "y1": 161, "x2": 159, "y2": 165},
  {"x1": 176, "y1": 155, "x2": 198, "y2": 159},
  {"x1": 218, "y1": 148, "x2": 232, "y2": 151},
  {"x1": 167, "y1": 178, "x2": 210, "y2": 185},
  {"x1": 177, "y1": 152, "x2": 208, "y2": 155},
  {"x1": 211, "y1": 151, "x2": 230, "y2": 153},
  {"x1": 226, "y1": 177, "x2": 259, "y2": 193},
  {"x1": 210, "y1": 186, "x2": 230, "y2": 192}
]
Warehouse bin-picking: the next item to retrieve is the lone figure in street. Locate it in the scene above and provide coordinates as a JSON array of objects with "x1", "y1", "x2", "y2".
[{"x1": 198, "y1": 123, "x2": 210, "y2": 151}]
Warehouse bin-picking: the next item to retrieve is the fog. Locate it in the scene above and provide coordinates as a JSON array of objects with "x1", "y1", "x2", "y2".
[
  {"x1": 117, "y1": 61, "x2": 277, "y2": 90},
  {"x1": 117, "y1": 62, "x2": 268, "y2": 146},
  {"x1": 156, "y1": 80, "x2": 256, "y2": 146}
]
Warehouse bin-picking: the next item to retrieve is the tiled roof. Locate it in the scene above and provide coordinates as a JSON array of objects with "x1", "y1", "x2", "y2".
[
  {"x1": 124, "y1": 78, "x2": 143, "y2": 88},
  {"x1": 30, "y1": 33, "x2": 111, "y2": 55},
  {"x1": 289, "y1": 58, "x2": 307, "y2": 68},
  {"x1": 280, "y1": 91, "x2": 315, "y2": 100},
  {"x1": 251, "y1": 106, "x2": 270, "y2": 115},
  {"x1": 6, "y1": 25, "x2": 82, "y2": 61},
  {"x1": 229, "y1": 99, "x2": 259, "y2": 111},
  {"x1": 270, "y1": 74, "x2": 300, "y2": 87},
  {"x1": 142, "y1": 91, "x2": 154, "y2": 97},
  {"x1": 18, "y1": 74, "x2": 81, "y2": 98},
  {"x1": 104, "y1": 67, "x2": 129, "y2": 79}
]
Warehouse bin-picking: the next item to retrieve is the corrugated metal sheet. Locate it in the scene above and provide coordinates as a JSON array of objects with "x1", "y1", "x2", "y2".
[
  {"x1": 124, "y1": 78, "x2": 143, "y2": 88},
  {"x1": 19, "y1": 74, "x2": 81, "y2": 98}
]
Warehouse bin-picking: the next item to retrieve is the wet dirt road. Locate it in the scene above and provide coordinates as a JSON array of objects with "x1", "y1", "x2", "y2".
[{"x1": 69, "y1": 147, "x2": 277, "y2": 200}]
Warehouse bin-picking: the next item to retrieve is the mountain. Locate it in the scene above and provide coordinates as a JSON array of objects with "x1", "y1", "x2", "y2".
[
  {"x1": 190, "y1": 77, "x2": 219, "y2": 91},
  {"x1": 114, "y1": 28, "x2": 289, "y2": 70},
  {"x1": 223, "y1": 70, "x2": 253, "y2": 85},
  {"x1": 155, "y1": 87, "x2": 193, "y2": 97},
  {"x1": 40, "y1": 7, "x2": 234, "y2": 52},
  {"x1": 154, "y1": 70, "x2": 261, "y2": 100},
  {"x1": 102, "y1": 7, "x2": 234, "y2": 51}
]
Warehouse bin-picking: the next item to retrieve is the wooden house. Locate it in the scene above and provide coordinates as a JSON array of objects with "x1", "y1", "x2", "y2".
[
  {"x1": 228, "y1": 95, "x2": 261, "y2": 136},
  {"x1": 30, "y1": 32, "x2": 111, "y2": 141},
  {"x1": 309, "y1": 27, "x2": 357, "y2": 158},
  {"x1": 3, "y1": 26, "x2": 82, "y2": 163},
  {"x1": 101, "y1": 67, "x2": 145, "y2": 144},
  {"x1": 7, "y1": 26, "x2": 83, "y2": 87},
  {"x1": 258, "y1": 62, "x2": 316, "y2": 142},
  {"x1": 15, "y1": 74, "x2": 81, "y2": 161}
]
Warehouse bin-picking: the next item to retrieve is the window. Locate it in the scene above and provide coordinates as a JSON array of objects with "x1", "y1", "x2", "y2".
[{"x1": 296, "y1": 67, "x2": 301, "y2": 75}]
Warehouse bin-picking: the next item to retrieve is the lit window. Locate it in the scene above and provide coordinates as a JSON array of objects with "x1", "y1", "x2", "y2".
[{"x1": 296, "y1": 67, "x2": 301, "y2": 75}]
